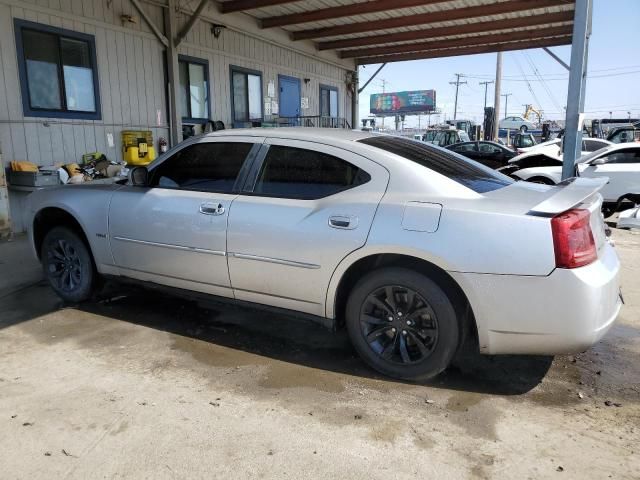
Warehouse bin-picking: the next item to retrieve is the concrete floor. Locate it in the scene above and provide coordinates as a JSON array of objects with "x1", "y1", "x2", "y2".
[{"x1": 1, "y1": 230, "x2": 639, "y2": 479}]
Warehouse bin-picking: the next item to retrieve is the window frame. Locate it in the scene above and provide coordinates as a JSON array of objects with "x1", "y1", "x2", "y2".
[
  {"x1": 146, "y1": 138, "x2": 261, "y2": 194},
  {"x1": 229, "y1": 65, "x2": 263, "y2": 125},
  {"x1": 178, "y1": 54, "x2": 211, "y2": 123},
  {"x1": 240, "y1": 143, "x2": 371, "y2": 200},
  {"x1": 14, "y1": 19, "x2": 101, "y2": 120},
  {"x1": 319, "y1": 84, "x2": 339, "y2": 118}
]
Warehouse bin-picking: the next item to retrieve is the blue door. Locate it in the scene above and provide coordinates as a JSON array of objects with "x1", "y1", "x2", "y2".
[{"x1": 279, "y1": 75, "x2": 301, "y2": 121}]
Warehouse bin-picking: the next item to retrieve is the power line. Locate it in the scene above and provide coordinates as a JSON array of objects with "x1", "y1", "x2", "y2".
[{"x1": 449, "y1": 73, "x2": 467, "y2": 120}]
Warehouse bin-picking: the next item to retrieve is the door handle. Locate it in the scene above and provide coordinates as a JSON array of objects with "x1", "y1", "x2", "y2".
[
  {"x1": 329, "y1": 215, "x2": 358, "y2": 230},
  {"x1": 199, "y1": 202, "x2": 225, "y2": 216}
]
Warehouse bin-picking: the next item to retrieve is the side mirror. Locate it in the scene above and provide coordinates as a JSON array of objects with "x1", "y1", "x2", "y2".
[
  {"x1": 129, "y1": 166, "x2": 148, "y2": 186},
  {"x1": 591, "y1": 158, "x2": 606, "y2": 166}
]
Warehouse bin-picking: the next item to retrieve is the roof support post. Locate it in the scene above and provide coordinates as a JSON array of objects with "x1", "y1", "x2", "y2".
[
  {"x1": 351, "y1": 67, "x2": 359, "y2": 130},
  {"x1": 175, "y1": 0, "x2": 209, "y2": 46},
  {"x1": 164, "y1": 0, "x2": 182, "y2": 146},
  {"x1": 130, "y1": 0, "x2": 168, "y2": 47},
  {"x1": 562, "y1": 0, "x2": 592, "y2": 181},
  {"x1": 543, "y1": 47, "x2": 570, "y2": 71}
]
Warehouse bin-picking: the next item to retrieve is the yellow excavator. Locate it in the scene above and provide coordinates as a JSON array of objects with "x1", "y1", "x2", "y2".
[{"x1": 523, "y1": 104, "x2": 543, "y2": 124}]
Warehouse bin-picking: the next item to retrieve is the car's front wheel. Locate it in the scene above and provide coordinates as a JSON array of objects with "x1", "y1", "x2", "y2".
[
  {"x1": 345, "y1": 268, "x2": 460, "y2": 381},
  {"x1": 41, "y1": 226, "x2": 97, "y2": 303}
]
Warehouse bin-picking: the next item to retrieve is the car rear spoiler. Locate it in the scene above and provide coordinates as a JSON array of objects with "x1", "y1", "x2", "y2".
[{"x1": 528, "y1": 177, "x2": 608, "y2": 215}]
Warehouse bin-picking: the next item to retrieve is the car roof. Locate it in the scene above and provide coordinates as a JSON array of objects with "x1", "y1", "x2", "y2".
[{"x1": 202, "y1": 127, "x2": 374, "y2": 143}]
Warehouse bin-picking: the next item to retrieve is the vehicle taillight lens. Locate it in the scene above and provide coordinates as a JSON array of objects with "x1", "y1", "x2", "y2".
[{"x1": 551, "y1": 209, "x2": 597, "y2": 268}]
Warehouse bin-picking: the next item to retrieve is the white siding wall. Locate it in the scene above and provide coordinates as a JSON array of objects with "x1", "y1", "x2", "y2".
[{"x1": 0, "y1": 0, "x2": 355, "y2": 232}]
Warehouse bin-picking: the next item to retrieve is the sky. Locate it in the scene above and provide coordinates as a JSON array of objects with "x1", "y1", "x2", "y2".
[{"x1": 357, "y1": 0, "x2": 640, "y2": 128}]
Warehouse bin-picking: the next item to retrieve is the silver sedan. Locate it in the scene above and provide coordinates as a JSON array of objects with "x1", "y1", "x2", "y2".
[{"x1": 26, "y1": 129, "x2": 622, "y2": 380}]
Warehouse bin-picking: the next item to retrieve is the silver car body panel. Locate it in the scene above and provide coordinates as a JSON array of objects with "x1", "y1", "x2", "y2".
[{"x1": 25, "y1": 128, "x2": 621, "y2": 355}]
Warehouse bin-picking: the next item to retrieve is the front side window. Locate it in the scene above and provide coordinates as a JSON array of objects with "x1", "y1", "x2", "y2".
[
  {"x1": 358, "y1": 136, "x2": 513, "y2": 193},
  {"x1": 15, "y1": 20, "x2": 100, "y2": 119},
  {"x1": 453, "y1": 143, "x2": 476, "y2": 152},
  {"x1": 253, "y1": 146, "x2": 370, "y2": 199},
  {"x1": 178, "y1": 57, "x2": 209, "y2": 121},
  {"x1": 150, "y1": 142, "x2": 253, "y2": 193},
  {"x1": 599, "y1": 149, "x2": 640, "y2": 164},
  {"x1": 231, "y1": 67, "x2": 262, "y2": 123}
]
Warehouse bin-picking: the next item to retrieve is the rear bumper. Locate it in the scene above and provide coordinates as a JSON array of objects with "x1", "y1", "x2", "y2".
[{"x1": 451, "y1": 243, "x2": 622, "y2": 355}]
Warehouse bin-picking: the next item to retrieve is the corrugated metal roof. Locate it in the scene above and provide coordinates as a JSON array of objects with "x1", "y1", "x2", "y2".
[{"x1": 217, "y1": 0, "x2": 576, "y2": 64}]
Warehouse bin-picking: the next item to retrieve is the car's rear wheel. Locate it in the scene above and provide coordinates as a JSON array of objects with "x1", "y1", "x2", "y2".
[
  {"x1": 345, "y1": 268, "x2": 460, "y2": 381},
  {"x1": 41, "y1": 226, "x2": 96, "y2": 303},
  {"x1": 520, "y1": 125, "x2": 528, "y2": 132}
]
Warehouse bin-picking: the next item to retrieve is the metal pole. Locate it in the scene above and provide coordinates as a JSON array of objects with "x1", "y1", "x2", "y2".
[
  {"x1": 164, "y1": 0, "x2": 181, "y2": 146},
  {"x1": 562, "y1": 0, "x2": 592, "y2": 181},
  {"x1": 351, "y1": 68, "x2": 359, "y2": 130},
  {"x1": 479, "y1": 80, "x2": 493, "y2": 112},
  {"x1": 358, "y1": 63, "x2": 386, "y2": 94},
  {"x1": 493, "y1": 52, "x2": 502, "y2": 142}
]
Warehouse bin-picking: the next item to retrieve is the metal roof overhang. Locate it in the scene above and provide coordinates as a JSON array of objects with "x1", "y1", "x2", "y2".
[{"x1": 216, "y1": 0, "x2": 576, "y2": 65}]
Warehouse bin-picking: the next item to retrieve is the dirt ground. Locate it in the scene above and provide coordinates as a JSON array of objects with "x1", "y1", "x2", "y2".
[{"x1": 1, "y1": 229, "x2": 638, "y2": 479}]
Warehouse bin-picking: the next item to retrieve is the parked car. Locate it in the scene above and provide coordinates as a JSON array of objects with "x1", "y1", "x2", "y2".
[
  {"x1": 424, "y1": 128, "x2": 470, "y2": 147},
  {"x1": 26, "y1": 129, "x2": 621, "y2": 381},
  {"x1": 510, "y1": 143, "x2": 640, "y2": 216},
  {"x1": 607, "y1": 126, "x2": 640, "y2": 144},
  {"x1": 446, "y1": 141, "x2": 516, "y2": 169},
  {"x1": 499, "y1": 115, "x2": 536, "y2": 132},
  {"x1": 504, "y1": 137, "x2": 612, "y2": 171}
]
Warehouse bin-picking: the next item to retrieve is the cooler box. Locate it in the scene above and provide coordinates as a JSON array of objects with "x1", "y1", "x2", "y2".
[
  {"x1": 122, "y1": 130, "x2": 156, "y2": 166},
  {"x1": 8, "y1": 170, "x2": 60, "y2": 187}
]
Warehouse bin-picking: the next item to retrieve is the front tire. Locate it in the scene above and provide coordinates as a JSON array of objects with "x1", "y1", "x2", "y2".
[
  {"x1": 41, "y1": 226, "x2": 96, "y2": 302},
  {"x1": 345, "y1": 268, "x2": 460, "y2": 381}
]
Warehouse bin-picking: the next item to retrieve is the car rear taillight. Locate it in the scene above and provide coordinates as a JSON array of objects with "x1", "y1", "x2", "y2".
[{"x1": 551, "y1": 209, "x2": 597, "y2": 269}]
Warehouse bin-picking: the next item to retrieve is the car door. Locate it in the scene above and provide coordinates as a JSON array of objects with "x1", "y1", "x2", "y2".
[
  {"x1": 580, "y1": 148, "x2": 640, "y2": 202},
  {"x1": 226, "y1": 138, "x2": 389, "y2": 316},
  {"x1": 108, "y1": 136, "x2": 262, "y2": 297}
]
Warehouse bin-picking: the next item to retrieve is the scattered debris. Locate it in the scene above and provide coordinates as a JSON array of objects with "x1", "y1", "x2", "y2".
[
  {"x1": 308, "y1": 412, "x2": 313, "y2": 416},
  {"x1": 22, "y1": 422, "x2": 33, "y2": 426},
  {"x1": 604, "y1": 401, "x2": 622, "y2": 407},
  {"x1": 596, "y1": 371, "x2": 602, "y2": 375},
  {"x1": 209, "y1": 402, "x2": 220, "y2": 407},
  {"x1": 354, "y1": 414, "x2": 362, "y2": 420},
  {"x1": 267, "y1": 450, "x2": 274, "y2": 456},
  {"x1": 44, "y1": 452, "x2": 51, "y2": 457},
  {"x1": 557, "y1": 466, "x2": 564, "y2": 472},
  {"x1": 61, "y1": 449, "x2": 75, "y2": 457},
  {"x1": 425, "y1": 399, "x2": 435, "y2": 404},
  {"x1": 578, "y1": 392, "x2": 585, "y2": 399},
  {"x1": 138, "y1": 401, "x2": 147, "y2": 406},
  {"x1": 11, "y1": 415, "x2": 16, "y2": 419}
]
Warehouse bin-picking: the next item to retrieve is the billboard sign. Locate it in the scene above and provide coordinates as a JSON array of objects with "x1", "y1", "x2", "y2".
[{"x1": 370, "y1": 90, "x2": 436, "y2": 115}]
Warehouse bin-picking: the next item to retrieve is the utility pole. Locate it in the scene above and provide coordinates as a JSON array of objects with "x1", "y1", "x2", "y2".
[
  {"x1": 379, "y1": 78, "x2": 389, "y2": 128},
  {"x1": 479, "y1": 80, "x2": 494, "y2": 112},
  {"x1": 449, "y1": 73, "x2": 467, "y2": 120},
  {"x1": 501, "y1": 93, "x2": 512, "y2": 119},
  {"x1": 493, "y1": 52, "x2": 502, "y2": 141}
]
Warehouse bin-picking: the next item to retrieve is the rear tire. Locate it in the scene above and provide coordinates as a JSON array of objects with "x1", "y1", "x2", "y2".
[
  {"x1": 41, "y1": 226, "x2": 96, "y2": 303},
  {"x1": 345, "y1": 267, "x2": 460, "y2": 381}
]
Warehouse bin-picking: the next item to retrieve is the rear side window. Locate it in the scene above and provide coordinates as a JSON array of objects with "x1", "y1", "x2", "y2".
[
  {"x1": 358, "y1": 136, "x2": 513, "y2": 193},
  {"x1": 253, "y1": 145, "x2": 370, "y2": 199},
  {"x1": 150, "y1": 142, "x2": 253, "y2": 193}
]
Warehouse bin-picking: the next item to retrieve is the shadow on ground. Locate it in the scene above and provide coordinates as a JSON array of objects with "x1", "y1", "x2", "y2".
[{"x1": 0, "y1": 280, "x2": 553, "y2": 396}]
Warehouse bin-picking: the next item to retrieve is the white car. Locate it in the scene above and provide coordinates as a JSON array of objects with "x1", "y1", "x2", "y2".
[
  {"x1": 513, "y1": 138, "x2": 612, "y2": 159},
  {"x1": 25, "y1": 129, "x2": 621, "y2": 380},
  {"x1": 512, "y1": 143, "x2": 640, "y2": 210},
  {"x1": 499, "y1": 115, "x2": 536, "y2": 132}
]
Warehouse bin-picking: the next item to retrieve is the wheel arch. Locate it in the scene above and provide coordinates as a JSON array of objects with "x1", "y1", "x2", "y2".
[
  {"x1": 327, "y1": 251, "x2": 477, "y2": 343},
  {"x1": 33, "y1": 206, "x2": 95, "y2": 263}
]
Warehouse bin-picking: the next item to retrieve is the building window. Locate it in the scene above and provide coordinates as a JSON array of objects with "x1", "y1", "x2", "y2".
[
  {"x1": 320, "y1": 85, "x2": 338, "y2": 118},
  {"x1": 14, "y1": 19, "x2": 101, "y2": 120},
  {"x1": 178, "y1": 56, "x2": 210, "y2": 122},
  {"x1": 230, "y1": 66, "x2": 262, "y2": 124}
]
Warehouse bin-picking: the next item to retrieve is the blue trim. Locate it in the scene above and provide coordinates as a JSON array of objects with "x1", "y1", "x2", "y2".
[
  {"x1": 178, "y1": 54, "x2": 211, "y2": 122},
  {"x1": 277, "y1": 74, "x2": 301, "y2": 118},
  {"x1": 14, "y1": 19, "x2": 102, "y2": 120},
  {"x1": 230, "y1": 65, "x2": 263, "y2": 124}
]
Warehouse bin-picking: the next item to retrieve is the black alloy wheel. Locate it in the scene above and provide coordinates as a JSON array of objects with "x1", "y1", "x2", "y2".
[{"x1": 359, "y1": 285, "x2": 439, "y2": 365}]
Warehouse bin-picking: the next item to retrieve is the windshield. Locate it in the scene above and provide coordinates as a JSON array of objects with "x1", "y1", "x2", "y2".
[{"x1": 358, "y1": 136, "x2": 513, "y2": 193}]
